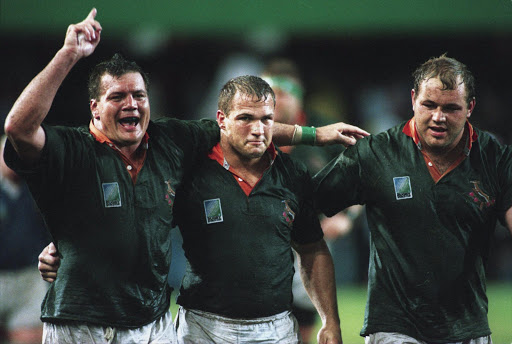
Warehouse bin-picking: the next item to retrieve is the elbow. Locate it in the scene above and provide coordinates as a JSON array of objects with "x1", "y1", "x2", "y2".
[
  {"x1": 3, "y1": 115, "x2": 24, "y2": 142},
  {"x1": 3, "y1": 113, "x2": 44, "y2": 163},
  {"x1": 3, "y1": 116, "x2": 15, "y2": 138},
  {"x1": 4, "y1": 113, "x2": 37, "y2": 143}
]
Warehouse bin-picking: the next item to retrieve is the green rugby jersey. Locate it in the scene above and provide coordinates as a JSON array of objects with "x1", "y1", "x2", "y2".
[
  {"x1": 4, "y1": 118, "x2": 219, "y2": 328},
  {"x1": 313, "y1": 120, "x2": 512, "y2": 341},
  {"x1": 173, "y1": 147, "x2": 323, "y2": 318}
]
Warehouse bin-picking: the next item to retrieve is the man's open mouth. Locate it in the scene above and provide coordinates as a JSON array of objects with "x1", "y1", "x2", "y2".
[{"x1": 119, "y1": 117, "x2": 140, "y2": 127}]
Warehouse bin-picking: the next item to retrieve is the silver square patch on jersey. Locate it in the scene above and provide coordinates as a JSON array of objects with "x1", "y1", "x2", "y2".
[
  {"x1": 393, "y1": 176, "x2": 412, "y2": 200},
  {"x1": 102, "y1": 182, "x2": 122, "y2": 208},
  {"x1": 204, "y1": 198, "x2": 223, "y2": 224}
]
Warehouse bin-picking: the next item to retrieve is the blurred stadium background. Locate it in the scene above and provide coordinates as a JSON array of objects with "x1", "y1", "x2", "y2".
[{"x1": 2, "y1": 1, "x2": 511, "y2": 342}]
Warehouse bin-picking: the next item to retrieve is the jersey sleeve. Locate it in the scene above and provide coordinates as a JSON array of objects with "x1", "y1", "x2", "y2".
[
  {"x1": 289, "y1": 160, "x2": 324, "y2": 245},
  {"x1": 153, "y1": 117, "x2": 220, "y2": 170},
  {"x1": 4, "y1": 124, "x2": 91, "y2": 189},
  {"x1": 496, "y1": 144, "x2": 512, "y2": 224},
  {"x1": 312, "y1": 142, "x2": 364, "y2": 217}
]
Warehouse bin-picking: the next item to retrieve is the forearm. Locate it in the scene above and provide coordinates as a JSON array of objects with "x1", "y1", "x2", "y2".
[
  {"x1": 272, "y1": 122, "x2": 295, "y2": 146},
  {"x1": 296, "y1": 240, "x2": 341, "y2": 329},
  {"x1": 273, "y1": 121, "x2": 370, "y2": 147},
  {"x1": 4, "y1": 48, "x2": 79, "y2": 162}
]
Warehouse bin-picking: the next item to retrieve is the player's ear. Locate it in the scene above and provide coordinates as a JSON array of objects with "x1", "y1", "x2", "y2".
[
  {"x1": 411, "y1": 89, "x2": 416, "y2": 112},
  {"x1": 217, "y1": 110, "x2": 227, "y2": 130},
  {"x1": 466, "y1": 97, "x2": 476, "y2": 119},
  {"x1": 90, "y1": 99, "x2": 100, "y2": 119}
]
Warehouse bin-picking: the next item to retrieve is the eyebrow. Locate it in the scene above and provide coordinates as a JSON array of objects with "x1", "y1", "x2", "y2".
[{"x1": 422, "y1": 99, "x2": 462, "y2": 107}]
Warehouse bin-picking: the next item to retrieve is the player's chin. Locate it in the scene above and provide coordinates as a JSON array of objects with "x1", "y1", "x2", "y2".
[{"x1": 245, "y1": 149, "x2": 266, "y2": 159}]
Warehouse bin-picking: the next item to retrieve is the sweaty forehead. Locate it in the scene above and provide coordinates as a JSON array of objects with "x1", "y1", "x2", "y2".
[
  {"x1": 228, "y1": 92, "x2": 274, "y2": 116},
  {"x1": 100, "y1": 72, "x2": 146, "y2": 94},
  {"x1": 419, "y1": 77, "x2": 467, "y2": 99},
  {"x1": 233, "y1": 91, "x2": 273, "y2": 106}
]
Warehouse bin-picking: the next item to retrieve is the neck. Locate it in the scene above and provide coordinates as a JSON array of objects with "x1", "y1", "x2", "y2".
[
  {"x1": 91, "y1": 120, "x2": 142, "y2": 160},
  {"x1": 423, "y1": 128, "x2": 467, "y2": 175},
  {"x1": 118, "y1": 144, "x2": 141, "y2": 160}
]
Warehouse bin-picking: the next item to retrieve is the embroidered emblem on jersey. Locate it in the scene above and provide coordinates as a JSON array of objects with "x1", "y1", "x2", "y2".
[
  {"x1": 467, "y1": 180, "x2": 495, "y2": 210},
  {"x1": 204, "y1": 198, "x2": 223, "y2": 224},
  {"x1": 164, "y1": 179, "x2": 176, "y2": 208},
  {"x1": 102, "y1": 182, "x2": 122, "y2": 208},
  {"x1": 393, "y1": 176, "x2": 412, "y2": 200},
  {"x1": 282, "y1": 200, "x2": 296, "y2": 228}
]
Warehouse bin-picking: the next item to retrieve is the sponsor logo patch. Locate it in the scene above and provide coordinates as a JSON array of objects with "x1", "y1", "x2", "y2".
[
  {"x1": 204, "y1": 198, "x2": 223, "y2": 224},
  {"x1": 393, "y1": 176, "x2": 412, "y2": 200},
  {"x1": 102, "y1": 182, "x2": 122, "y2": 208}
]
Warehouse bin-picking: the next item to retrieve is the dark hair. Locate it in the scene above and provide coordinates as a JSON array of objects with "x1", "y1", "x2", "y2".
[
  {"x1": 218, "y1": 75, "x2": 276, "y2": 115},
  {"x1": 87, "y1": 53, "x2": 150, "y2": 100},
  {"x1": 412, "y1": 53, "x2": 475, "y2": 105}
]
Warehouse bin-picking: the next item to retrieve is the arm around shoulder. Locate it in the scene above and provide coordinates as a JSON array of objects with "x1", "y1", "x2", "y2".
[{"x1": 272, "y1": 122, "x2": 369, "y2": 148}]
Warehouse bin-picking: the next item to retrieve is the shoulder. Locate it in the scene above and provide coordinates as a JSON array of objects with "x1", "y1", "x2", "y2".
[
  {"x1": 150, "y1": 117, "x2": 218, "y2": 132},
  {"x1": 149, "y1": 117, "x2": 219, "y2": 147},
  {"x1": 42, "y1": 124, "x2": 94, "y2": 145},
  {"x1": 365, "y1": 122, "x2": 407, "y2": 144},
  {"x1": 274, "y1": 149, "x2": 311, "y2": 185},
  {"x1": 352, "y1": 121, "x2": 409, "y2": 153},
  {"x1": 473, "y1": 128, "x2": 504, "y2": 147},
  {"x1": 472, "y1": 127, "x2": 512, "y2": 162}
]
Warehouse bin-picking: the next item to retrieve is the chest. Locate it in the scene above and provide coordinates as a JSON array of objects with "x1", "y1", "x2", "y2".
[
  {"x1": 363, "y1": 150, "x2": 499, "y2": 230},
  {"x1": 175, "y1": 160, "x2": 300, "y2": 230}
]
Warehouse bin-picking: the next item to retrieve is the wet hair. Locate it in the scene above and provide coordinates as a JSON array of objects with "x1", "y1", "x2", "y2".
[
  {"x1": 412, "y1": 53, "x2": 475, "y2": 105},
  {"x1": 87, "y1": 53, "x2": 150, "y2": 100},
  {"x1": 218, "y1": 75, "x2": 276, "y2": 115}
]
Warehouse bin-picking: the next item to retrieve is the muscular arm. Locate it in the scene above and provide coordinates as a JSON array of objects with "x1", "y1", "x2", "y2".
[
  {"x1": 273, "y1": 122, "x2": 369, "y2": 147},
  {"x1": 3, "y1": 8, "x2": 101, "y2": 164},
  {"x1": 293, "y1": 239, "x2": 342, "y2": 344}
]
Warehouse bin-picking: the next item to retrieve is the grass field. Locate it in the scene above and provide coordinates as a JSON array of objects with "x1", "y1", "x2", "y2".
[
  {"x1": 171, "y1": 282, "x2": 512, "y2": 344},
  {"x1": 315, "y1": 282, "x2": 512, "y2": 344}
]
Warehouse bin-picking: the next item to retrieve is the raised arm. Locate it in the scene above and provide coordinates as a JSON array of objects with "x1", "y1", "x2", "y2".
[
  {"x1": 293, "y1": 239, "x2": 342, "y2": 344},
  {"x1": 273, "y1": 122, "x2": 369, "y2": 147},
  {"x1": 3, "y1": 8, "x2": 102, "y2": 164}
]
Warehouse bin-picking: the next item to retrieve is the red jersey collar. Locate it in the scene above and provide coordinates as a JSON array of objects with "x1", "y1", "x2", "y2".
[
  {"x1": 207, "y1": 142, "x2": 278, "y2": 168},
  {"x1": 403, "y1": 118, "x2": 477, "y2": 156}
]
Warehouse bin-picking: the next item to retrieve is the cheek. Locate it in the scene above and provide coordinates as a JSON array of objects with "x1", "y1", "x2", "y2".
[
  {"x1": 451, "y1": 116, "x2": 468, "y2": 130},
  {"x1": 264, "y1": 127, "x2": 273, "y2": 139},
  {"x1": 416, "y1": 111, "x2": 431, "y2": 123}
]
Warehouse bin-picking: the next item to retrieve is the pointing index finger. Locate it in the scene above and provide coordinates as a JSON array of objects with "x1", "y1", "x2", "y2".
[{"x1": 87, "y1": 8, "x2": 97, "y2": 20}]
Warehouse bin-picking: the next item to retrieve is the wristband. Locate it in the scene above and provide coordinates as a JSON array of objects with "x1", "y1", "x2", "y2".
[
  {"x1": 301, "y1": 126, "x2": 316, "y2": 145},
  {"x1": 291, "y1": 124, "x2": 302, "y2": 145}
]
